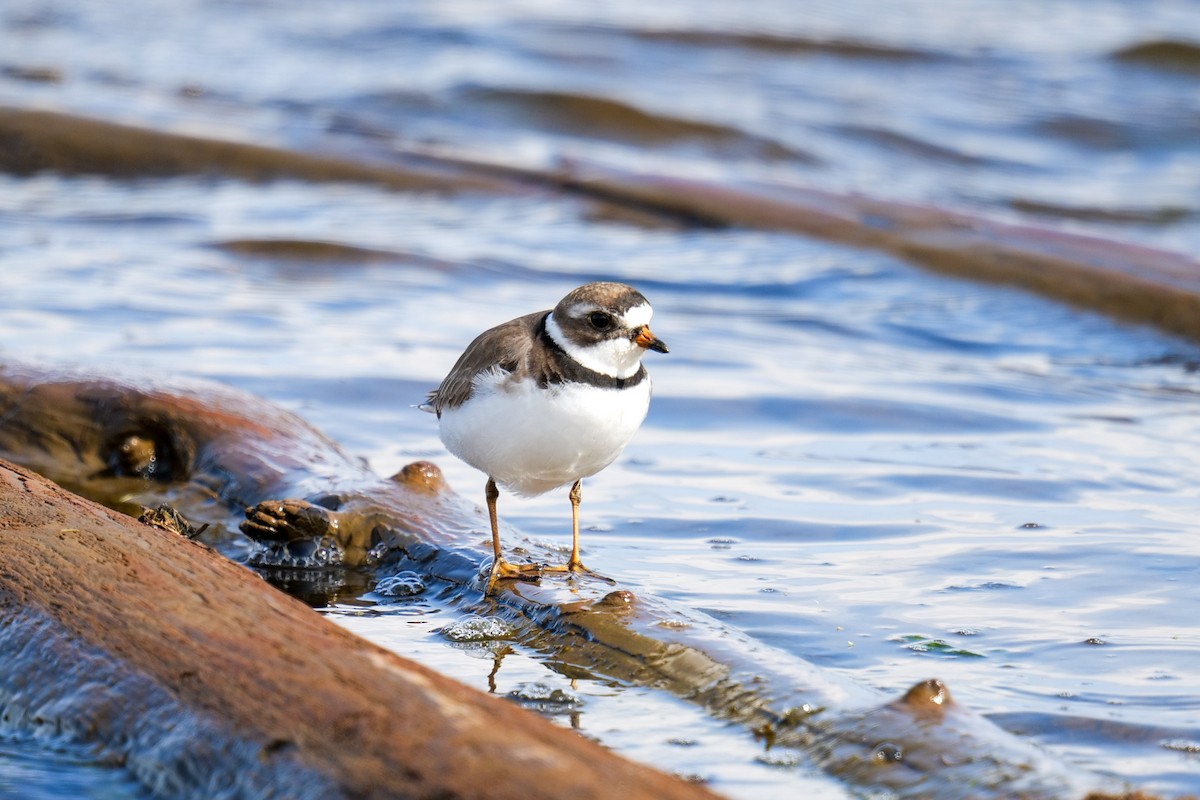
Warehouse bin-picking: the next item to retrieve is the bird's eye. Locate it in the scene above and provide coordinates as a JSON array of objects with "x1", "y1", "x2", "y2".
[{"x1": 588, "y1": 311, "x2": 613, "y2": 331}]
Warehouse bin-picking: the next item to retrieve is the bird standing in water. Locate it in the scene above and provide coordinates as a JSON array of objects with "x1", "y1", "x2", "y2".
[{"x1": 425, "y1": 282, "x2": 668, "y2": 591}]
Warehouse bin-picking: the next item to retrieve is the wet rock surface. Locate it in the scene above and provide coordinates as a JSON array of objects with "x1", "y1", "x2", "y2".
[{"x1": 0, "y1": 458, "x2": 722, "y2": 800}]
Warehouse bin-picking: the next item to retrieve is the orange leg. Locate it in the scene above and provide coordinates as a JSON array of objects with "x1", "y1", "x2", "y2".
[
  {"x1": 568, "y1": 478, "x2": 584, "y2": 571},
  {"x1": 485, "y1": 477, "x2": 541, "y2": 591},
  {"x1": 543, "y1": 479, "x2": 613, "y2": 583}
]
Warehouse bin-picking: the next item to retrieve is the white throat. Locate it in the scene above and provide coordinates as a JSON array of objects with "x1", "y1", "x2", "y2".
[{"x1": 545, "y1": 312, "x2": 647, "y2": 379}]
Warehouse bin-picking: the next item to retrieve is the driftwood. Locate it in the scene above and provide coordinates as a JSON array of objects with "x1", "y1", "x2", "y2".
[
  {"x1": 554, "y1": 165, "x2": 1200, "y2": 341},
  {"x1": 3, "y1": 106, "x2": 1199, "y2": 341},
  {"x1": 0, "y1": 457, "x2": 723, "y2": 800},
  {"x1": 0, "y1": 362, "x2": 1144, "y2": 799},
  {"x1": 0, "y1": 107, "x2": 512, "y2": 194}
]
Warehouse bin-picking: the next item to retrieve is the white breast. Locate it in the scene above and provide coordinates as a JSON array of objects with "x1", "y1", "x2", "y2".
[{"x1": 438, "y1": 371, "x2": 652, "y2": 496}]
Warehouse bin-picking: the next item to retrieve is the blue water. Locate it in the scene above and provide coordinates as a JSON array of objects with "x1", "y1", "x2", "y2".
[
  {"x1": 0, "y1": 739, "x2": 143, "y2": 800},
  {"x1": 3, "y1": 1, "x2": 1200, "y2": 797}
]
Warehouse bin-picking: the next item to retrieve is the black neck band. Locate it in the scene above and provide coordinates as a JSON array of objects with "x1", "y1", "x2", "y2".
[{"x1": 536, "y1": 314, "x2": 647, "y2": 390}]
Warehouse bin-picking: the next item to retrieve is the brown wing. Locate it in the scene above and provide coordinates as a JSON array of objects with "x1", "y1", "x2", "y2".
[{"x1": 425, "y1": 311, "x2": 546, "y2": 416}]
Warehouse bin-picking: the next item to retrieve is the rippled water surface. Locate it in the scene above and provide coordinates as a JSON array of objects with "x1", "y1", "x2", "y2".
[
  {"x1": 0, "y1": 739, "x2": 143, "y2": 800},
  {"x1": 3, "y1": 1, "x2": 1200, "y2": 797}
]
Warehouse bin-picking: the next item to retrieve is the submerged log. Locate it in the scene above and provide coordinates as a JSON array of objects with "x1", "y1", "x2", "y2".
[
  {"x1": 0, "y1": 362, "x2": 1131, "y2": 798},
  {"x1": 0, "y1": 457, "x2": 722, "y2": 800},
  {"x1": 4, "y1": 106, "x2": 1197, "y2": 341},
  {"x1": 0, "y1": 107, "x2": 513, "y2": 193},
  {"x1": 552, "y1": 165, "x2": 1200, "y2": 342}
]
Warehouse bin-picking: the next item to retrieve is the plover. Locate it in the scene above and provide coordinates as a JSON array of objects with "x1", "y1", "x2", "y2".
[{"x1": 425, "y1": 282, "x2": 668, "y2": 590}]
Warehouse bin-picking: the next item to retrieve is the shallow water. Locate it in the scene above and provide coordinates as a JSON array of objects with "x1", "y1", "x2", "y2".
[
  {"x1": 3, "y1": 1, "x2": 1200, "y2": 797},
  {"x1": 0, "y1": 739, "x2": 143, "y2": 800}
]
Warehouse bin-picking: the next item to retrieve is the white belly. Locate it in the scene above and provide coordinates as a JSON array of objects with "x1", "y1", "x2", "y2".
[{"x1": 438, "y1": 372, "x2": 651, "y2": 496}]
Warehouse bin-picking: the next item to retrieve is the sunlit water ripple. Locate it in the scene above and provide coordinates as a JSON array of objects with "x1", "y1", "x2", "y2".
[{"x1": 3, "y1": 0, "x2": 1200, "y2": 796}]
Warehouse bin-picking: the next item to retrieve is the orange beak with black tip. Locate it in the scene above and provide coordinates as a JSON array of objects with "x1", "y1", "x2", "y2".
[{"x1": 633, "y1": 326, "x2": 669, "y2": 353}]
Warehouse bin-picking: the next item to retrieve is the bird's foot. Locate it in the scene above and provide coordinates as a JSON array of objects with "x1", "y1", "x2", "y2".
[
  {"x1": 485, "y1": 558, "x2": 544, "y2": 593},
  {"x1": 541, "y1": 561, "x2": 617, "y2": 585}
]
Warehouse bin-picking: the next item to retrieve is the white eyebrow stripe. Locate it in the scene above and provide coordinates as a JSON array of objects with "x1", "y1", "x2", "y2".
[{"x1": 621, "y1": 303, "x2": 652, "y2": 329}]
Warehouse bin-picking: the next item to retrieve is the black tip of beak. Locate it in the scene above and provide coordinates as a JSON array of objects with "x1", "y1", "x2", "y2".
[{"x1": 634, "y1": 326, "x2": 669, "y2": 354}]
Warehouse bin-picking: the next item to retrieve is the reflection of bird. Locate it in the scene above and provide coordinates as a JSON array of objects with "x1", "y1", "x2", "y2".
[{"x1": 425, "y1": 282, "x2": 668, "y2": 590}]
